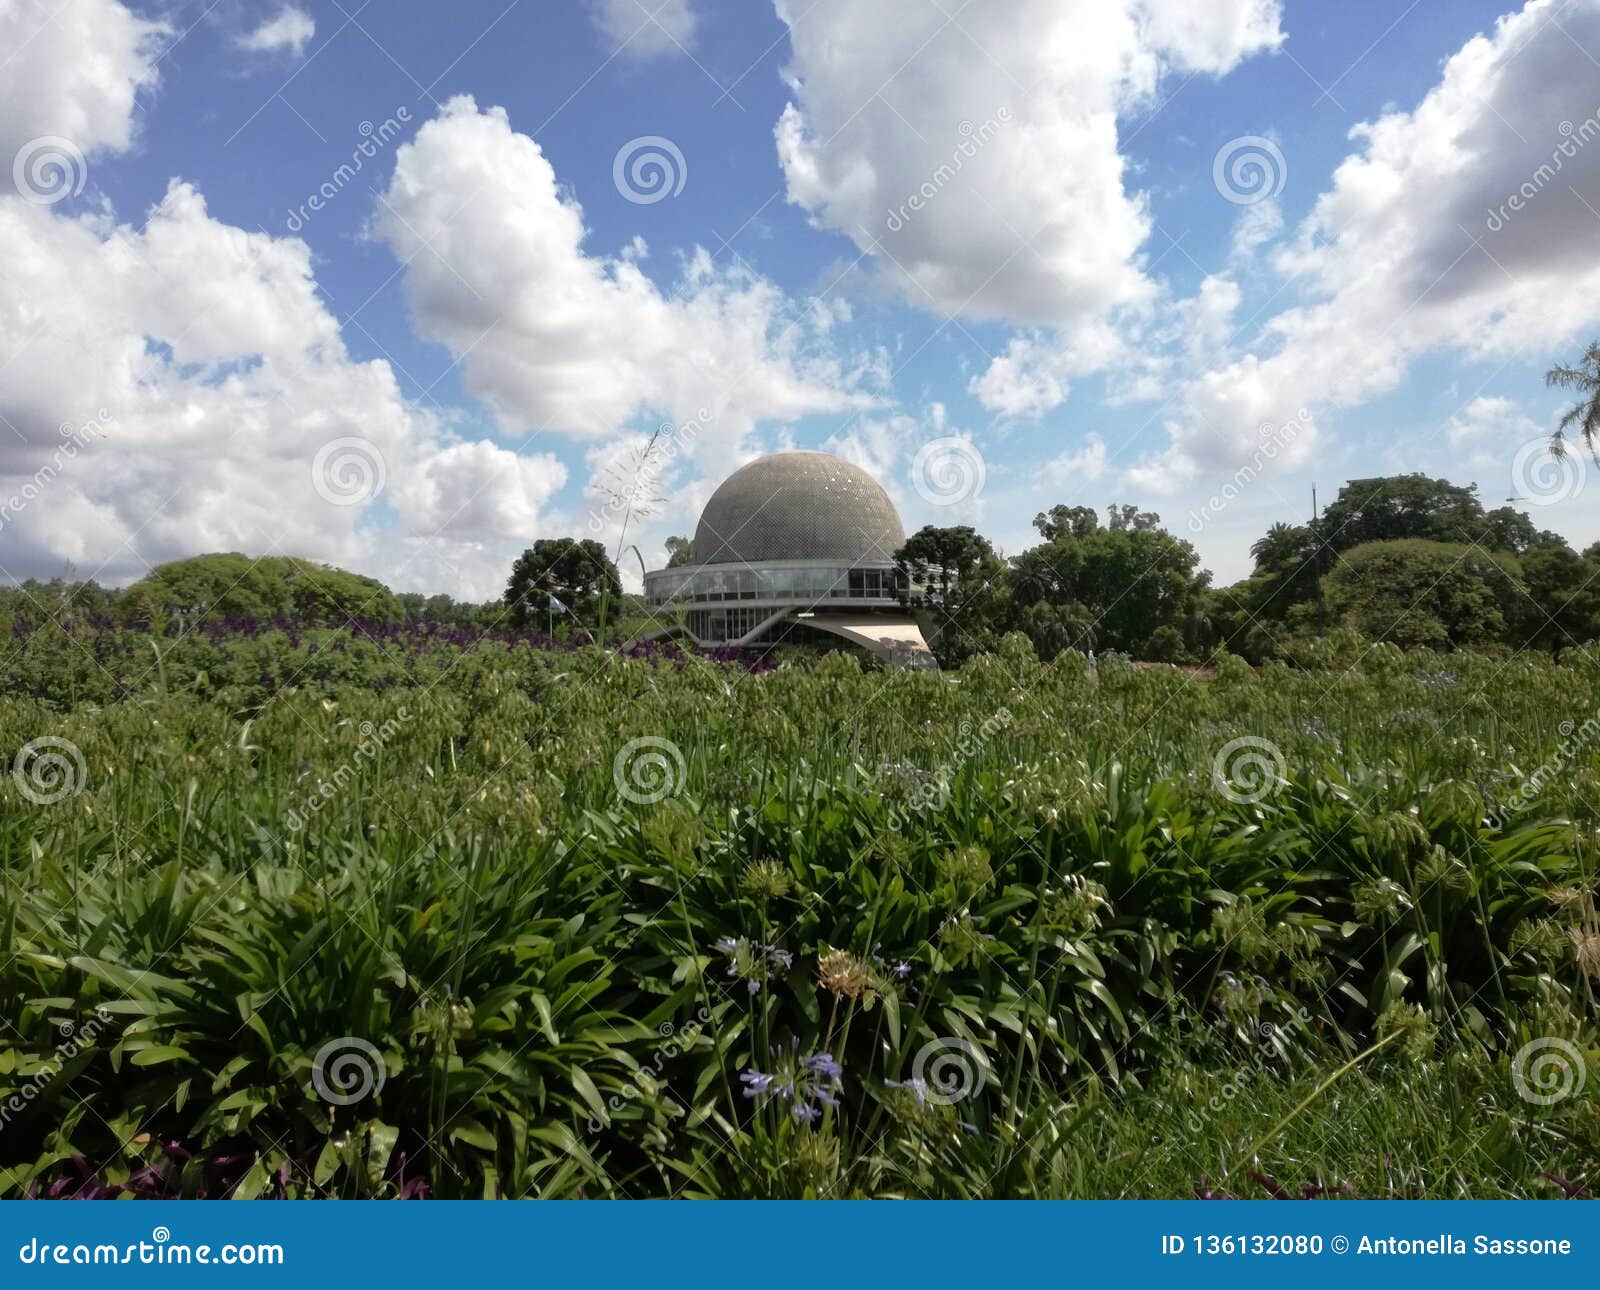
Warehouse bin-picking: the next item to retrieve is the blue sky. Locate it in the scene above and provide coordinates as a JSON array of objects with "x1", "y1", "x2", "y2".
[{"x1": 2, "y1": 0, "x2": 1598, "y2": 598}]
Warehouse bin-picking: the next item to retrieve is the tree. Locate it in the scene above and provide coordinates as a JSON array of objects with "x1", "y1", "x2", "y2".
[
  {"x1": 1008, "y1": 514, "x2": 1208, "y2": 660},
  {"x1": 1, "y1": 576, "x2": 119, "y2": 633},
  {"x1": 1323, "y1": 540, "x2": 1524, "y2": 650},
  {"x1": 893, "y1": 525, "x2": 1004, "y2": 665},
  {"x1": 664, "y1": 535, "x2": 695, "y2": 568},
  {"x1": 1476, "y1": 506, "x2": 1541, "y2": 555},
  {"x1": 895, "y1": 526, "x2": 998, "y2": 611},
  {"x1": 1250, "y1": 522, "x2": 1315, "y2": 573},
  {"x1": 1014, "y1": 600, "x2": 1098, "y2": 660},
  {"x1": 1032, "y1": 505, "x2": 1099, "y2": 542},
  {"x1": 1514, "y1": 544, "x2": 1600, "y2": 651},
  {"x1": 1315, "y1": 475, "x2": 1489, "y2": 553},
  {"x1": 1105, "y1": 503, "x2": 1162, "y2": 533},
  {"x1": 1546, "y1": 340, "x2": 1600, "y2": 459},
  {"x1": 1223, "y1": 475, "x2": 1592, "y2": 659},
  {"x1": 397, "y1": 591, "x2": 495, "y2": 627},
  {"x1": 1144, "y1": 624, "x2": 1185, "y2": 663},
  {"x1": 123, "y1": 554, "x2": 399, "y2": 626},
  {"x1": 505, "y1": 539, "x2": 621, "y2": 628},
  {"x1": 1244, "y1": 521, "x2": 1323, "y2": 614}
]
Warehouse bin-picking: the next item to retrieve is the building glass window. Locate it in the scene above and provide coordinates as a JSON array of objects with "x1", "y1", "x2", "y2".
[{"x1": 646, "y1": 561, "x2": 902, "y2": 608}]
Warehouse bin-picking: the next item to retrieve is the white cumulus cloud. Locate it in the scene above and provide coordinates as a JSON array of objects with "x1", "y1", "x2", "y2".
[
  {"x1": 238, "y1": 6, "x2": 316, "y2": 57},
  {"x1": 0, "y1": 183, "x2": 565, "y2": 599},
  {"x1": 373, "y1": 97, "x2": 877, "y2": 465},
  {"x1": 1129, "y1": 0, "x2": 1600, "y2": 495},
  {"x1": 773, "y1": 0, "x2": 1282, "y2": 342},
  {"x1": 0, "y1": 0, "x2": 165, "y2": 194}
]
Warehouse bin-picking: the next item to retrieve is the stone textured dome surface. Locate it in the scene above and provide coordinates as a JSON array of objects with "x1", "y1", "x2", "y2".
[{"x1": 692, "y1": 451, "x2": 906, "y2": 566}]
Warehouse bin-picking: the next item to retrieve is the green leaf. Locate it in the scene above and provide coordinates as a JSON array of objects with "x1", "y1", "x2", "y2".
[
  {"x1": 129, "y1": 1046, "x2": 189, "y2": 1067},
  {"x1": 231, "y1": 1156, "x2": 271, "y2": 1200}
]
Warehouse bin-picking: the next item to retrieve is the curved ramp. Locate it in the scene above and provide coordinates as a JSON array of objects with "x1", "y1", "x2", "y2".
[{"x1": 803, "y1": 614, "x2": 938, "y2": 669}]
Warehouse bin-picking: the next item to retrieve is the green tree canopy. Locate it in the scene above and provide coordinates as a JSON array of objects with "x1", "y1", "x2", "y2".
[
  {"x1": 505, "y1": 539, "x2": 621, "y2": 627},
  {"x1": 123, "y1": 554, "x2": 399, "y2": 626},
  {"x1": 1032, "y1": 505, "x2": 1099, "y2": 542},
  {"x1": 893, "y1": 525, "x2": 1005, "y2": 665},
  {"x1": 1513, "y1": 543, "x2": 1600, "y2": 651},
  {"x1": 1215, "y1": 472, "x2": 1589, "y2": 661},
  {"x1": 1323, "y1": 540, "x2": 1525, "y2": 650},
  {"x1": 895, "y1": 525, "x2": 997, "y2": 609},
  {"x1": 1009, "y1": 509, "x2": 1207, "y2": 660},
  {"x1": 0, "y1": 576, "x2": 119, "y2": 633},
  {"x1": 395, "y1": 591, "x2": 497, "y2": 628},
  {"x1": 1314, "y1": 475, "x2": 1491, "y2": 553}
]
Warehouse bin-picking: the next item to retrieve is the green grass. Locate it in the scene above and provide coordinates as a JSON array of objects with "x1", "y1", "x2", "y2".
[
  {"x1": 0, "y1": 621, "x2": 1596, "y2": 1197},
  {"x1": 863, "y1": 1058, "x2": 1595, "y2": 1199}
]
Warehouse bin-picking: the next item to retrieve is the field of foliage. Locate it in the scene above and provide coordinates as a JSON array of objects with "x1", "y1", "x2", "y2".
[{"x1": 1, "y1": 619, "x2": 1597, "y2": 1198}]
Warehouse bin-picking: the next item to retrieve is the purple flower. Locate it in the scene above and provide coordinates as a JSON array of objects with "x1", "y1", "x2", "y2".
[
  {"x1": 742, "y1": 1044, "x2": 842, "y2": 1123},
  {"x1": 802, "y1": 1052, "x2": 842, "y2": 1080},
  {"x1": 716, "y1": 937, "x2": 792, "y2": 995}
]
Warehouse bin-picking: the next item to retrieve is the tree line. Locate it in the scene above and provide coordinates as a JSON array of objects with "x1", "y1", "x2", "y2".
[
  {"x1": 6, "y1": 344, "x2": 1600, "y2": 661},
  {"x1": 3, "y1": 474, "x2": 1593, "y2": 665},
  {"x1": 888, "y1": 340, "x2": 1600, "y2": 666},
  {"x1": 888, "y1": 474, "x2": 1599, "y2": 667}
]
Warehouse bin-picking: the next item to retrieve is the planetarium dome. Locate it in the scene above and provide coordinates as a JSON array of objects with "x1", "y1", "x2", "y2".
[
  {"x1": 640, "y1": 451, "x2": 934, "y2": 667},
  {"x1": 691, "y1": 452, "x2": 905, "y2": 566}
]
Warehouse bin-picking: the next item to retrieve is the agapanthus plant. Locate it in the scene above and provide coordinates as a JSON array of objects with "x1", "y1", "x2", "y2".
[
  {"x1": 715, "y1": 936, "x2": 794, "y2": 995},
  {"x1": 741, "y1": 1040, "x2": 843, "y2": 1124}
]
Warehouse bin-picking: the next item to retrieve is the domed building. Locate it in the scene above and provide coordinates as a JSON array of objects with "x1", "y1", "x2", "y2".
[{"x1": 641, "y1": 451, "x2": 935, "y2": 666}]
